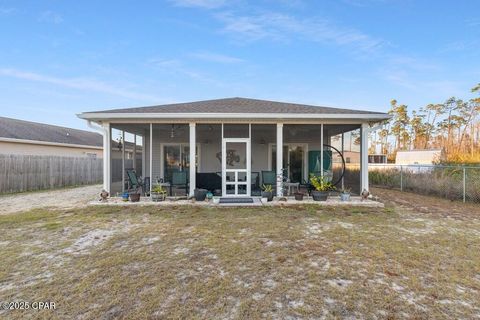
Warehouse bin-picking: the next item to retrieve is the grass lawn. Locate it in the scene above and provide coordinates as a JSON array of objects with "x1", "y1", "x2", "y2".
[{"x1": 1, "y1": 196, "x2": 479, "y2": 319}]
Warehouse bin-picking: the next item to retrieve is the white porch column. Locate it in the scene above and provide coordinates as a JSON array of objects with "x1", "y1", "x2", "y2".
[
  {"x1": 360, "y1": 123, "x2": 369, "y2": 192},
  {"x1": 121, "y1": 130, "x2": 125, "y2": 192},
  {"x1": 141, "y1": 133, "x2": 145, "y2": 177},
  {"x1": 189, "y1": 122, "x2": 196, "y2": 197},
  {"x1": 320, "y1": 124, "x2": 324, "y2": 178},
  {"x1": 149, "y1": 123, "x2": 153, "y2": 195},
  {"x1": 341, "y1": 132, "x2": 345, "y2": 190},
  {"x1": 276, "y1": 123, "x2": 283, "y2": 197},
  {"x1": 133, "y1": 134, "x2": 137, "y2": 171},
  {"x1": 102, "y1": 122, "x2": 111, "y2": 193}
]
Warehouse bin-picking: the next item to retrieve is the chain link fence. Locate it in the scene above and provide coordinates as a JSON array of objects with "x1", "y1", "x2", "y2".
[{"x1": 369, "y1": 164, "x2": 480, "y2": 203}]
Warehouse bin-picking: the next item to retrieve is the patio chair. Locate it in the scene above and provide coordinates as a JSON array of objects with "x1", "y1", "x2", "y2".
[
  {"x1": 126, "y1": 169, "x2": 143, "y2": 193},
  {"x1": 170, "y1": 171, "x2": 188, "y2": 196},
  {"x1": 261, "y1": 170, "x2": 276, "y2": 191}
]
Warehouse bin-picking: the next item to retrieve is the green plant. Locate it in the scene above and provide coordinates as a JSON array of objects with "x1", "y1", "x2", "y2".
[
  {"x1": 340, "y1": 187, "x2": 351, "y2": 194},
  {"x1": 152, "y1": 185, "x2": 167, "y2": 194},
  {"x1": 261, "y1": 184, "x2": 273, "y2": 192},
  {"x1": 310, "y1": 174, "x2": 336, "y2": 192}
]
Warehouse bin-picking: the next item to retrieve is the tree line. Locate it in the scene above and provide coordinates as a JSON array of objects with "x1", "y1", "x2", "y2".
[{"x1": 372, "y1": 83, "x2": 480, "y2": 164}]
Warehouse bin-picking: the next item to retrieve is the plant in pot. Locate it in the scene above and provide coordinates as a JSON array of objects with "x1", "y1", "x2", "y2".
[
  {"x1": 129, "y1": 188, "x2": 141, "y2": 202},
  {"x1": 340, "y1": 188, "x2": 351, "y2": 202},
  {"x1": 294, "y1": 192, "x2": 304, "y2": 201},
  {"x1": 121, "y1": 192, "x2": 129, "y2": 202},
  {"x1": 261, "y1": 184, "x2": 274, "y2": 202},
  {"x1": 309, "y1": 174, "x2": 336, "y2": 201},
  {"x1": 194, "y1": 188, "x2": 208, "y2": 201},
  {"x1": 151, "y1": 184, "x2": 167, "y2": 202}
]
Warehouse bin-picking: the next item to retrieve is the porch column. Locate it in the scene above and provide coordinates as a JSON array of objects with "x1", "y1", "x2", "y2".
[
  {"x1": 102, "y1": 122, "x2": 111, "y2": 193},
  {"x1": 360, "y1": 123, "x2": 369, "y2": 192},
  {"x1": 189, "y1": 122, "x2": 196, "y2": 197},
  {"x1": 141, "y1": 133, "x2": 145, "y2": 177},
  {"x1": 149, "y1": 123, "x2": 153, "y2": 195},
  {"x1": 276, "y1": 123, "x2": 283, "y2": 197},
  {"x1": 133, "y1": 134, "x2": 137, "y2": 171},
  {"x1": 341, "y1": 132, "x2": 345, "y2": 190},
  {"x1": 122, "y1": 130, "x2": 125, "y2": 192},
  {"x1": 320, "y1": 124, "x2": 324, "y2": 178}
]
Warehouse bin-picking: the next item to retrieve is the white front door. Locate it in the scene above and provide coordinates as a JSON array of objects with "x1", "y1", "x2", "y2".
[{"x1": 222, "y1": 138, "x2": 251, "y2": 196}]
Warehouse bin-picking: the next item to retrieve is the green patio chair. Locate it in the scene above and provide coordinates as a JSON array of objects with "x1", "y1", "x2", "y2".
[
  {"x1": 170, "y1": 171, "x2": 188, "y2": 196},
  {"x1": 261, "y1": 170, "x2": 276, "y2": 189},
  {"x1": 126, "y1": 169, "x2": 143, "y2": 193}
]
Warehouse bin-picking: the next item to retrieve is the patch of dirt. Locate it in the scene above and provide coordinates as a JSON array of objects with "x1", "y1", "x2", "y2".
[
  {"x1": 63, "y1": 229, "x2": 116, "y2": 255},
  {"x1": 0, "y1": 184, "x2": 101, "y2": 215}
]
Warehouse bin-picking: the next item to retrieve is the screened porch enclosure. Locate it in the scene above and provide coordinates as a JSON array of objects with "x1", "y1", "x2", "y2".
[{"x1": 108, "y1": 123, "x2": 364, "y2": 197}]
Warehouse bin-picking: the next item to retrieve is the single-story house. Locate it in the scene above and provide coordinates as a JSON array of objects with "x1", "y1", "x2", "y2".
[
  {"x1": 78, "y1": 97, "x2": 390, "y2": 197},
  {"x1": 0, "y1": 116, "x2": 103, "y2": 158},
  {"x1": 395, "y1": 149, "x2": 446, "y2": 165}
]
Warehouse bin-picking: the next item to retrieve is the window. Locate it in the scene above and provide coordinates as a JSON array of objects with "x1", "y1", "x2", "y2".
[
  {"x1": 163, "y1": 144, "x2": 199, "y2": 182},
  {"x1": 271, "y1": 144, "x2": 305, "y2": 183}
]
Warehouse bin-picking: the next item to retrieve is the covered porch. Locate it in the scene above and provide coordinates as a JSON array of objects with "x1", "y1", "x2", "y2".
[{"x1": 104, "y1": 122, "x2": 369, "y2": 198}]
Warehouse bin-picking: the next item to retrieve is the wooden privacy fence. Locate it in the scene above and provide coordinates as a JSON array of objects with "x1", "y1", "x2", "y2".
[{"x1": 0, "y1": 154, "x2": 103, "y2": 194}]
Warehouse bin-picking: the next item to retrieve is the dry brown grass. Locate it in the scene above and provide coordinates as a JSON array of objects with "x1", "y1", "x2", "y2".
[{"x1": 0, "y1": 197, "x2": 479, "y2": 319}]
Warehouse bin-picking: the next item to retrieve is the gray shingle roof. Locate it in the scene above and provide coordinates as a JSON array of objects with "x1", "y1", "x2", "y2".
[
  {"x1": 0, "y1": 117, "x2": 102, "y2": 147},
  {"x1": 90, "y1": 97, "x2": 384, "y2": 115}
]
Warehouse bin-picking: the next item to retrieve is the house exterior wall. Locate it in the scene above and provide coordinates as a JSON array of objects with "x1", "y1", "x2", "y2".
[{"x1": 0, "y1": 140, "x2": 103, "y2": 158}]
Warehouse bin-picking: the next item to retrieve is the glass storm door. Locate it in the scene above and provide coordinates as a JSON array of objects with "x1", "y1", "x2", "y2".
[{"x1": 222, "y1": 138, "x2": 251, "y2": 196}]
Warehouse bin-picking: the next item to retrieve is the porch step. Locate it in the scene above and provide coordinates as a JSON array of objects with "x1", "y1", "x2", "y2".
[{"x1": 219, "y1": 197, "x2": 254, "y2": 204}]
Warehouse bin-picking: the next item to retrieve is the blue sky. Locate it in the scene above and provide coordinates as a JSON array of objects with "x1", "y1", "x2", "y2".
[{"x1": 0, "y1": 0, "x2": 479, "y2": 130}]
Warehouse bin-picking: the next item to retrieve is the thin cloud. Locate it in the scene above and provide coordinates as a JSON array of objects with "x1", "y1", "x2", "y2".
[
  {"x1": 0, "y1": 68, "x2": 161, "y2": 102},
  {"x1": 0, "y1": 7, "x2": 16, "y2": 15},
  {"x1": 38, "y1": 10, "x2": 63, "y2": 24},
  {"x1": 189, "y1": 51, "x2": 244, "y2": 63},
  {"x1": 147, "y1": 58, "x2": 209, "y2": 81},
  {"x1": 216, "y1": 12, "x2": 384, "y2": 53},
  {"x1": 169, "y1": 0, "x2": 226, "y2": 9}
]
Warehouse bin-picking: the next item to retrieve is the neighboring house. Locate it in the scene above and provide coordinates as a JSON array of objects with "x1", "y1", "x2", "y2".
[
  {"x1": 0, "y1": 116, "x2": 103, "y2": 158},
  {"x1": 368, "y1": 154, "x2": 387, "y2": 164},
  {"x1": 395, "y1": 149, "x2": 446, "y2": 165},
  {"x1": 343, "y1": 151, "x2": 361, "y2": 164},
  {"x1": 78, "y1": 97, "x2": 390, "y2": 196}
]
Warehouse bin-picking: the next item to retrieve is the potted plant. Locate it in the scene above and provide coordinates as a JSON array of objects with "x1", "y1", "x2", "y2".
[
  {"x1": 309, "y1": 174, "x2": 336, "y2": 201},
  {"x1": 294, "y1": 192, "x2": 304, "y2": 201},
  {"x1": 129, "y1": 190, "x2": 141, "y2": 202},
  {"x1": 121, "y1": 192, "x2": 129, "y2": 202},
  {"x1": 151, "y1": 184, "x2": 167, "y2": 202},
  {"x1": 194, "y1": 188, "x2": 208, "y2": 201},
  {"x1": 206, "y1": 191, "x2": 214, "y2": 201},
  {"x1": 340, "y1": 188, "x2": 351, "y2": 202},
  {"x1": 261, "y1": 184, "x2": 274, "y2": 202}
]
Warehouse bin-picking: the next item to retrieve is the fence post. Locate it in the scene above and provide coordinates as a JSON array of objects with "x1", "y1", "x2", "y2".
[
  {"x1": 400, "y1": 165, "x2": 403, "y2": 191},
  {"x1": 463, "y1": 167, "x2": 466, "y2": 203}
]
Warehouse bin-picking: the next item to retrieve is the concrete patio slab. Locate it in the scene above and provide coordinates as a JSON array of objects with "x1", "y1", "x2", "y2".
[{"x1": 88, "y1": 196, "x2": 384, "y2": 208}]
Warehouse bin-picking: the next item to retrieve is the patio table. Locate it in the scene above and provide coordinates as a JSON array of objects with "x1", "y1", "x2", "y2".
[{"x1": 284, "y1": 182, "x2": 300, "y2": 195}]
